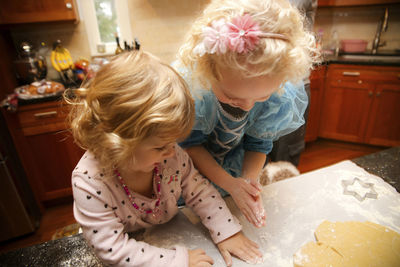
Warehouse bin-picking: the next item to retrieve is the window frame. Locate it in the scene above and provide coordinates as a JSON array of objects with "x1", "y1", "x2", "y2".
[{"x1": 77, "y1": 0, "x2": 133, "y2": 56}]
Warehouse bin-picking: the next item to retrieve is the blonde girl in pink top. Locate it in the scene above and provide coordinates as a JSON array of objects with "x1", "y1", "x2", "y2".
[{"x1": 66, "y1": 51, "x2": 262, "y2": 266}]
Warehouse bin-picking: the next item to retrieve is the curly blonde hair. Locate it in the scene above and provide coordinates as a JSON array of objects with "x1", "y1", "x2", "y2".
[
  {"x1": 65, "y1": 51, "x2": 194, "y2": 172},
  {"x1": 178, "y1": 0, "x2": 320, "y2": 86}
]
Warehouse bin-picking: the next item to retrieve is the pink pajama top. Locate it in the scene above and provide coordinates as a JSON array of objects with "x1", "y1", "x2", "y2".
[{"x1": 72, "y1": 145, "x2": 242, "y2": 266}]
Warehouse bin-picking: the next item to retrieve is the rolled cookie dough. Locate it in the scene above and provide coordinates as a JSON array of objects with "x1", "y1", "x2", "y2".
[{"x1": 293, "y1": 220, "x2": 400, "y2": 267}]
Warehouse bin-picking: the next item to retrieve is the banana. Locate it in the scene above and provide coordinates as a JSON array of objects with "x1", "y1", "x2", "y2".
[
  {"x1": 51, "y1": 42, "x2": 74, "y2": 72},
  {"x1": 50, "y1": 50, "x2": 61, "y2": 72},
  {"x1": 55, "y1": 49, "x2": 64, "y2": 70},
  {"x1": 57, "y1": 48, "x2": 69, "y2": 70},
  {"x1": 61, "y1": 49, "x2": 70, "y2": 70},
  {"x1": 63, "y1": 48, "x2": 74, "y2": 69}
]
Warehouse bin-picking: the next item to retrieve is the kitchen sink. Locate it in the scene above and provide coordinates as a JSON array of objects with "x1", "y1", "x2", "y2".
[{"x1": 338, "y1": 54, "x2": 400, "y2": 63}]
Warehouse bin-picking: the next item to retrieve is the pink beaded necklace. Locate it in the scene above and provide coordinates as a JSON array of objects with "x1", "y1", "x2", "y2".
[{"x1": 114, "y1": 164, "x2": 161, "y2": 215}]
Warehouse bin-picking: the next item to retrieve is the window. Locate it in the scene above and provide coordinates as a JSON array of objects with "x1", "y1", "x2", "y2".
[{"x1": 77, "y1": 0, "x2": 133, "y2": 56}]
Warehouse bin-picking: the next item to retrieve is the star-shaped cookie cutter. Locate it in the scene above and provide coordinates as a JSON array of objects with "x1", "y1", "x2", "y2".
[{"x1": 341, "y1": 177, "x2": 378, "y2": 202}]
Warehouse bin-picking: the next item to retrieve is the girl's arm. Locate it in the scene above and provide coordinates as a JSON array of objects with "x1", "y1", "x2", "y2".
[
  {"x1": 179, "y1": 147, "x2": 262, "y2": 265},
  {"x1": 242, "y1": 150, "x2": 266, "y2": 182},
  {"x1": 241, "y1": 150, "x2": 267, "y2": 227},
  {"x1": 180, "y1": 146, "x2": 242, "y2": 244},
  {"x1": 185, "y1": 145, "x2": 235, "y2": 191},
  {"x1": 185, "y1": 145, "x2": 264, "y2": 227}
]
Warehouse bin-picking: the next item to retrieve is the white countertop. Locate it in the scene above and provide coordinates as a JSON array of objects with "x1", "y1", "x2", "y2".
[{"x1": 141, "y1": 160, "x2": 400, "y2": 266}]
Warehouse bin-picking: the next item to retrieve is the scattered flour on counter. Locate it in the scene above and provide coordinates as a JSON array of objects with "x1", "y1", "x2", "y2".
[
  {"x1": 331, "y1": 169, "x2": 400, "y2": 232},
  {"x1": 142, "y1": 228, "x2": 204, "y2": 250},
  {"x1": 143, "y1": 232, "x2": 185, "y2": 249},
  {"x1": 281, "y1": 231, "x2": 295, "y2": 246},
  {"x1": 261, "y1": 245, "x2": 292, "y2": 267}
]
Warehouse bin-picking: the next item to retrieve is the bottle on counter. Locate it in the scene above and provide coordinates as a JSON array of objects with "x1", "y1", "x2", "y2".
[
  {"x1": 330, "y1": 30, "x2": 340, "y2": 57},
  {"x1": 134, "y1": 37, "x2": 140, "y2": 50},
  {"x1": 316, "y1": 29, "x2": 324, "y2": 50},
  {"x1": 115, "y1": 34, "x2": 123, "y2": 55}
]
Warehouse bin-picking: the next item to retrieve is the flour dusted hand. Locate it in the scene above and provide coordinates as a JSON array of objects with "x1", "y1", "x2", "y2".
[
  {"x1": 217, "y1": 232, "x2": 263, "y2": 266},
  {"x1": 227, "y1": 177, "x2": 266, "y2": 228},
  {"x1": 188, "y1": 249, "x2": 214, "y2": 267}
]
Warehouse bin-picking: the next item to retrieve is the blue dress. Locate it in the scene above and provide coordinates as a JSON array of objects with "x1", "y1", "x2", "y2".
[{"x1": 174, "y1": 64, "x2": 308, "y2": 196}]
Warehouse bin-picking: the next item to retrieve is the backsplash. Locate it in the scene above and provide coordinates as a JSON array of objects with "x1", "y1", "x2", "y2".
[
  {"x1": 125, "y1": 0, "x2": 209, "y2": 63},
  {"x1": 7, "y1": 1, "x2": 400, "y2": 83},
  {"x1": 315, "y1": 4, "x2": 400, "y2": 52},
  {"x1": 9, "y1": 0, "x2": 209, "y2": 81},
  {"x1": 10, "y1": 21, "x2": 91, "y2": 81}
]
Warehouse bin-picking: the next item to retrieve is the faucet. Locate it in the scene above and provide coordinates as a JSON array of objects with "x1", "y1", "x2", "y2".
[{"x1": 371, "y1": 7, "x2": 388, "y2": 54}]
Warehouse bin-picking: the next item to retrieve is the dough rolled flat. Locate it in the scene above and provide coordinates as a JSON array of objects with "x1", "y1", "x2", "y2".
[{"x1": 293, "y1": 220, "x2": 400, "y2": 267}]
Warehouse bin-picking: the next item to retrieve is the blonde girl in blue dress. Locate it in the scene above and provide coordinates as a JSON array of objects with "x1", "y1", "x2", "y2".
[{"x1": 175, "y1": 0, "x2": 320, "y2": 228}]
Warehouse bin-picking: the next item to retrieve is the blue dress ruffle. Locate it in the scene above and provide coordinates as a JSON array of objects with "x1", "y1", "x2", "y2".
[{"x1": 173, "y1": 62, "x2": 308, "y2": 181}]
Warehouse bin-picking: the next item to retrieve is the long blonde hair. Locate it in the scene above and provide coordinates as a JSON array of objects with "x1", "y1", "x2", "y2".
[
  {"x1": 65, "y1": 51, "x2": 194, "y2": 172},
  {"x1": 178, "y1": 0, "x2": 320, "y2": 86}
]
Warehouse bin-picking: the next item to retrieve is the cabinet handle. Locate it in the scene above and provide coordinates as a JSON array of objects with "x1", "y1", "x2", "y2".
[
  {"x1": 66, "y1": 2, "x2": 72, "y2": 9},
  {"x1": 368, "y1": 91, "x2": 373, "y2": 97},
  {"x1": 376, "y1": 91, "x2": 381, "y2": 97},
  {"x1": 342, "y1": 71, "x2": 360, "y2": 77},
  {"x1": 34, "y1": 111, "x2": 58, "y2": 118},
  {"x1": 358, "y1": 80, "x2": 362, "y2": 84}
]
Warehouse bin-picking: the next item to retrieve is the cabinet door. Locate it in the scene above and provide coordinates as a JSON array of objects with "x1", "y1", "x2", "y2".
[
  {"x1": 365, "y1": 83, "x2": 400, "y2": 146},
  {"x1": 24, "y1": 130, "x2": 84, "y2": 202},
  {"x1": 318, "y1": 0, "x2": 400, "y2": 6},
  {"x1": 305, "y1": 66, "x2": 326, "y2": 142},
  {"x1": 319, "y1": 71, "x2": 373, "y2": 143},
  {"x1": 16, "y1": 101, "x2": 84, "y2": 204},
  {"x1": 0, "y1": 0, "x2": 77, "y2": 24}
]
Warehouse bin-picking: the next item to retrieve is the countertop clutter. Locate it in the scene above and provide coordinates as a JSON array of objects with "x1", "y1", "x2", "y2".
[
  {"x1": 325, "y1": 52, "x2": 400, "y2": 67},
  {"x1": 0, "y1": 147, "x2": 399, "y2": 266}
]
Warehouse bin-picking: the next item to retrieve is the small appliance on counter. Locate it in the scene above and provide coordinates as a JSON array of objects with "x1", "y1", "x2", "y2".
[{"x1": 13, "y1": 42, "x2": 47, "y2": 85}]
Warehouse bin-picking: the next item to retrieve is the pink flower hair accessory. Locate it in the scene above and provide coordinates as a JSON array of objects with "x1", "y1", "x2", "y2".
[
  {"x1": 194, "y1": 19, "x2": 230, "y2": 56},
  {"x1": 227, "y1": 14, "x2": 262, "y2": 53},
  {"x1": 193, "y1": 14, "x2": 288, "y2": 56}
]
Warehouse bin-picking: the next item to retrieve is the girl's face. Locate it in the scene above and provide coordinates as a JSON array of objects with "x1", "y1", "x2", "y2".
[
  {"x1": 213, "y1": 68, "x2": 284, "y2": 111},
  {"x1": 131, "y1": 136, "x2": 176, "y2": 173}
]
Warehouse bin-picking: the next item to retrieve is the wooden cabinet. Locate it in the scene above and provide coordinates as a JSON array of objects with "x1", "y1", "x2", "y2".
[
  {"x1": 318, "y1": 0, "x2": 400, "y2": 7},
  {"x1": 365, "y1": 83, "x2": 400, "y2": 146},
  {"x1": 305, "y1": 65, "x2": 326, "y2": 142},
  {"x1": 1, "y1": 28, "x2": 82, "y2": 207},
  {"x1": 5, "y1": 100, "x2": 84, "y2": 206},
  {"x1": 319, "y1": 64, "x2": 400, "y2": 146},
  {"x1": 0, "y1": 0, "x2": 78, "y2": 24}
]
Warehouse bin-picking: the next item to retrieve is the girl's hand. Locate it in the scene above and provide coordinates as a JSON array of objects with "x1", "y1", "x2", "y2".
[
  {"x1": 188, "y1": 249, "x2": 214, "y2": 267},
  {"x1": 226, "y1": 177, "x2": 266, "y2": 227},
  {"x1": 217, "y1": 232, "x2": 263, "y2": 266}
]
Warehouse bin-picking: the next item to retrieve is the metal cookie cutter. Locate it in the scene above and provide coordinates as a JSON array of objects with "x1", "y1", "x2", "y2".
[{"x1": 341, "y1": 177, "x2": 378, "y2": 202}]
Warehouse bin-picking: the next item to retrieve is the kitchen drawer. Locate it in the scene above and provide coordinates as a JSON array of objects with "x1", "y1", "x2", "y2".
[
  {"x1": 329, "y1": 65, "x2": 400, "y2": 83},
  {"x1": 4, "y1": 100, "x2": 84, "y2": 205},
  {"x1": 329, "y1": 78, "x2": 371, "y2": 89},
  {"x1": 17, "y1": 101, "x2": 70, "y2": 136}
]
